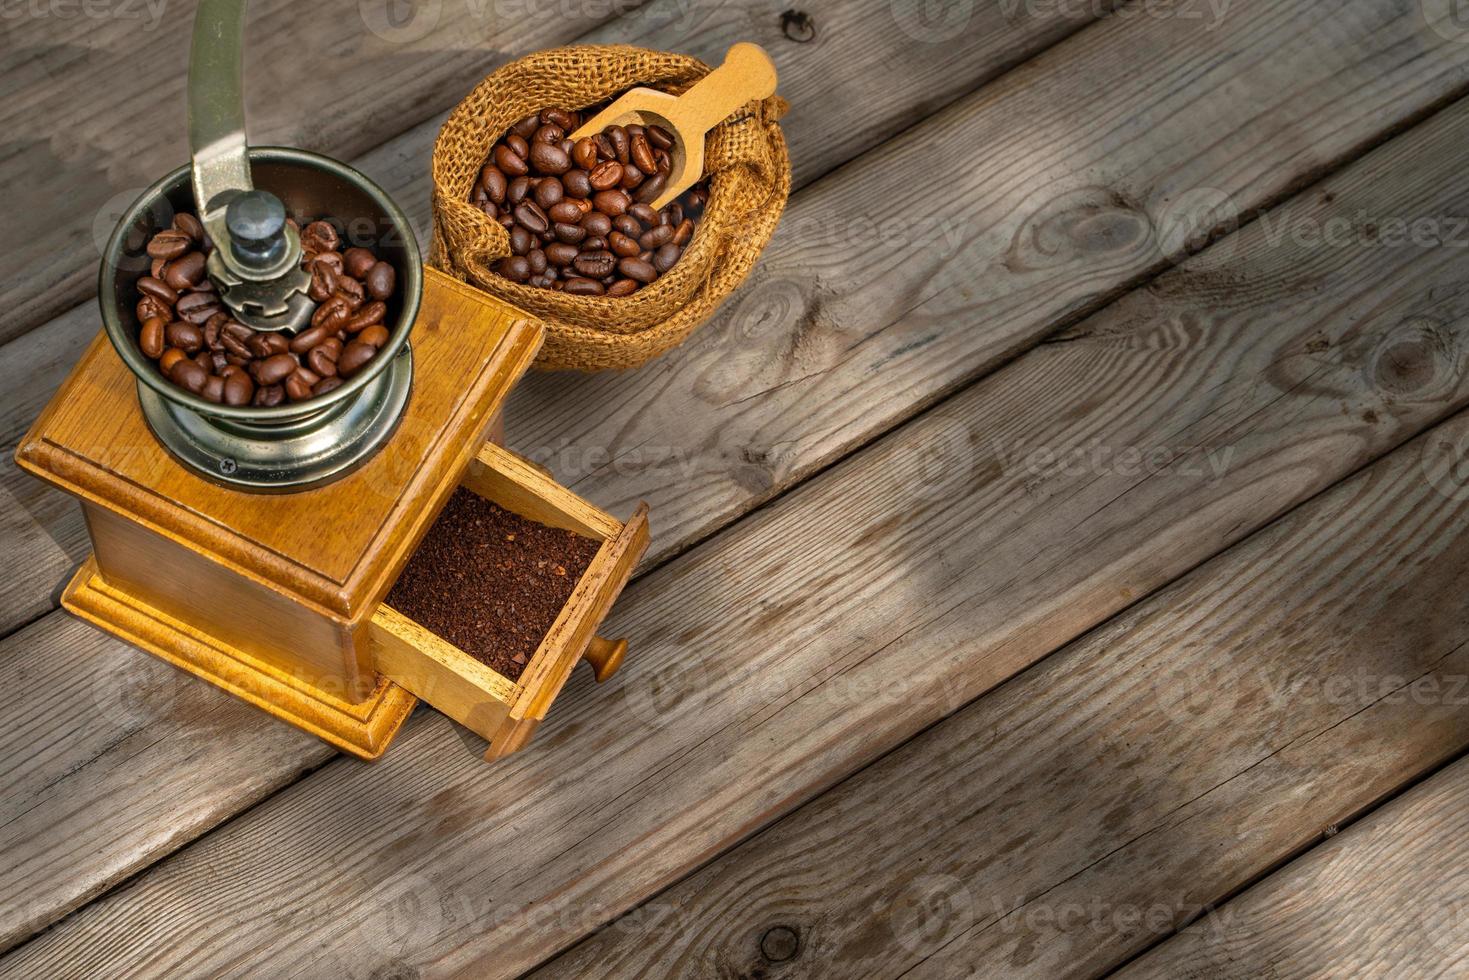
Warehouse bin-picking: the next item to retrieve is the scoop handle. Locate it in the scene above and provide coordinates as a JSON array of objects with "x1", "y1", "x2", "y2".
[{"x1": 668, "y1": 42, "x2": 778, "y2": 137}]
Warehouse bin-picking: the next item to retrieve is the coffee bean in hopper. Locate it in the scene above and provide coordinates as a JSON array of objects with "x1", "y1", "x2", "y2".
[
  {"x1": 473, "y1": 107, "x2": 709, "y2": 295},
  {"x1": 132, "y1": 212, "x2": 401, "y2": 403}
]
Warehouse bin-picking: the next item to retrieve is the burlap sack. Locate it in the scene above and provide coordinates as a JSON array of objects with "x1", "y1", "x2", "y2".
[{"x1": 431, "y1": 45, "x2": 790, "y2": 371}]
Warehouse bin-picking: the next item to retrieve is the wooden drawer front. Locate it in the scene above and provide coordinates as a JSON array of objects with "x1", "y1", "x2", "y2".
[{"x1": 370, "y1": 442, "x2": 649, "y2": 760}]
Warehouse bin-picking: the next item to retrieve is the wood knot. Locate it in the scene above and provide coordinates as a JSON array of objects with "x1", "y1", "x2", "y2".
[
  {"x1": 780, "y1": 9, "x2": 817, "y2": 43},
  {"x1": 760, "y1": 924, "x2": 801, "y2": 962},
  {"x1": 1368, "y1": 317, "x2": 1460, "y2": 401}
]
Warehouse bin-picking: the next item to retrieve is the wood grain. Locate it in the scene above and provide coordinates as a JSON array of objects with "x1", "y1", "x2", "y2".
[
  {"x1": 9, "y1": 70, "x2": 1469, "y2": 977},
  {"x1": 0, "y1": 0, "x2": 1118, "y2": 640},
  {"x1": 0, "y1": 0, "x2": 642, "y2": 343},
  {"x1": 0, "y1": 0, "x2": 1115, "y2": 950},
  {"x1": 505, "y1": 0, "x2": 1469, "y2": 579},
  {"x1": 531, "y1": 409, "x2": 1469, "y2": 979},
  {"x1": 1119, "y1": 755, "x2": 1469, "y2": 978}
]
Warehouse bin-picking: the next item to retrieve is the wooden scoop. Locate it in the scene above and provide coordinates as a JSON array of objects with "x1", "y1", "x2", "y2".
[{"x1": 570, "y1": 42, "x2": 778, "y2": 210}]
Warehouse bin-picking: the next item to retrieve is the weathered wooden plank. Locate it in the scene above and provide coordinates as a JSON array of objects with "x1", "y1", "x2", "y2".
[
  {"x1": 1119, "y1": 753, "x2": 1469, "y2": 978},
  {"x1": 0, "y1": 0, "x2": 645, "y2": 344},
  {"x1": 0, "y1": 0, "x2": 1115, "y2": 638},
  {"x1": 504, "y1": 0, "x2": 1469, "y2": 587},
  {"x1": 0, "y1": 0, "x2": 1113, "y2": 951},
  {"x1": 0, "y1": 614, "x2": 335, "y2": 948},
  {"x1": 531, "y1": 410, "x2": 1469, "y2": 979},
  {"x1": 9, "y1": 61, "x2": 1469, "y2": 977}
]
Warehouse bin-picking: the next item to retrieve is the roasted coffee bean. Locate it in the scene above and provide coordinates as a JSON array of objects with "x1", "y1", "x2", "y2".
[
  {"x1": 192, "y1": 349, "x2": 214, "y2": 372},
  {"x1": 654, "y1": 148, "x2": 672, "y2": 173},
  {"x1": 308, "y1": 261, "x2": 337, "y2": 301},
  {"x1": 285, "y1": 368, "x2": 321, "y2": 402},
  {"x1": 366, "y1": 261, "x2": 395, "y2": 300},
  {"x1": 544, "y1": 242, "x2": 579, "y2": 266},
  {"x1": 495, "y1": 144, "x2": 528, "y2": 177},
  {"x1": 572, "y1": 138, "x2": 598, "y2": 171},
  {"x1": 175, "y1": 291, "x2": 220, "y2": 324},
  {"x1": 496, "y1": 255, "x2": 531, "y2": 282},
  {"x1": 307, "y1": 344, "x2": 339, "y2": 377},
  {"x1": 653, "y1": 242, "x2": 682, "y2": 272},
  {"x1": 334, "y1": 274, "x2": 366, "y2": 309},
  {"x1": 544, "y1": 107, "x2": 576, "y2": 130},
  {"x1": 147, "y1": 229, "x2": 191, "y2": 260},
  {"x1": 314, "y1": 376, "x2": 344, "y2": 396},
  {"x1": 253, "y1": 384, "x2": 285, "y2": 407},
  {"x1": 301, "y1": 221, "x2": 339, "y2": 254},
  {"x1": 608, "y1": 213, "x2": 637, "y2": 239},
  {"x1": 588, "y1": 161, "x2": 623, "y2": 191},
  {"x1": 253, "y1": 353, "x2": 298, "y2": 386},
  {"x1": 607, "y1": 125, "x2": 630, "y2": 163},
  {"x1": 139, "y1": 317, "x2": 166, "y2": 358},
  {"x1": 313, "y1": 250, "x2": 344, "y2": 275},
  {"x1": 673, "y1": 218, "x2": 695, "y2": 246},
  {"x1": 136, "y1": 294, "x2": 171, "y2": 324},
  {"x1": 200, "y1": 375, "x2": 225, "y2": 404},
  {"x1": 582, "y1": 236, "x2": 608, "y2": 252},
  {"x1": 159, "y1": 348, "x2": 185, "y2": 373},
  {"x1": 163, "y1": 252, "x2": 206, "y2": 291},
  {"x1": 533, "y1": 123, "x2": 564, "y2": 144},
  {"x1": 609, "y1": 231, "x2": 641, "y2": 258},
  {"x1": 534, "y1": 178, "x2": 563, "y2": 209},
  {"x1": 618, "y1": 163, "x2": 644, "y2": 190},
  {"x1": 513, "y1": 201, "x2": 549, "y2": 234},
  {"x1": 573, "y1": 250, "x2": 616, "y2": 278},
  {"x1": 592, "y1": 189, "x2": 630, "y2": 216},
  {"x1": 337, "y1": 340, "x2": 377, "y2": 377},
  {"x1": 547, "y1": 201, "x2": 582, "y2": 225},
  {"x1": 289, "y1": 323, "x2": 332, "y2": 354},
  {"x1": 173, "y1": 212, "x2": 204, "y2": 241},
  {"x1": 344, "y1": 301, "x2": 387, "y2": 333},
  {"x1": 529, "y1": 141, "x2": 571, "y2": 175},
  {"x1": 357, "y1": 324, "x2": 391, "y2": 348},
  {"x1": 343, "y1": 247, "x2": 377, "y2": 279},
  {"x1": 563, "y1": 277, "x2": 605, "y2": 296},
  {"x1": 582, "y1": 211, "x2": 613, "y2": 237},
  {"x1": 151, "y1": 256, "x2": 167, "y2": 279},
  {"x1": 506, "y1": 133, "x2": 530, "y2": 159},
  {"x1": 509, "y1": 225, "x2": 533, "y2": 255},
  {"x1": 628, "y1": 203, "x2": 659, "y2": 227},
  {"x1": 526, "y1": 248, "x2": 547, "y2": 275},
  {"x1": 634, "y1": 172, "x2": 667, "y2": 204},
  {"x1": 312, "y1": 294, "x2": 352, "y2": 332},
  {"x1": 202, "y1": 313, "x2": 225, "y2": 351},
  {"x1": 480, "y1": 164, "x2": 507, "y2": 203},
  {"x1": 639, "y1": 224, "x2": 674, "y2": 250},
  {"x1": 607, "y1": 278, "x2": 639, "y2": 297},
  {"x1": 562, "y1": 168, "x2": 592, "y2": 199},
  {"x1": 618, "y1": 257, "x2": 658, "y2": 283},
  {"x1": 511, "y1": 112, "x2": 541, "y2": 139},
  {"x1": 165, "y1": 320, "x2": 203, "y2": 352},
  {"x1": 507, "y1": 175, "x2": 533, "y2": 205},
  {"x1": 221, "y1": 371, "x2": 255, "y2": 406},
  {"x1": 247, "y1": 331, "x2": 290, "y2": 358},
  {"x1": 552, "y1": 221, "x2": 586, "y2": 245},
  {"x1": 169, "y1": 357, "x2": 208, "y2": 393},
  {"x1": 646, "y1": 123, "x2": 674, "y2": 150}
]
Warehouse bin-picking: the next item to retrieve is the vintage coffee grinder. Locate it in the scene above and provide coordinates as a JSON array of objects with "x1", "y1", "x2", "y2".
[{"x1": 15, "y1": 0, "x2": 647, "y2": 760}]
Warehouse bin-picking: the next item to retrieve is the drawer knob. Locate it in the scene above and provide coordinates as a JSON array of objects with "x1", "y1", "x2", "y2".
[{"x1": 583, "y1": 636, "x2": 627, "y2": 682}]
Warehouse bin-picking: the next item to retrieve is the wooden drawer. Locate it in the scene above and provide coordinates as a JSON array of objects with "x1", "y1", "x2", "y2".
[{"x1": 370, "y1": 442, "x2": 648, "y2": 760}]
